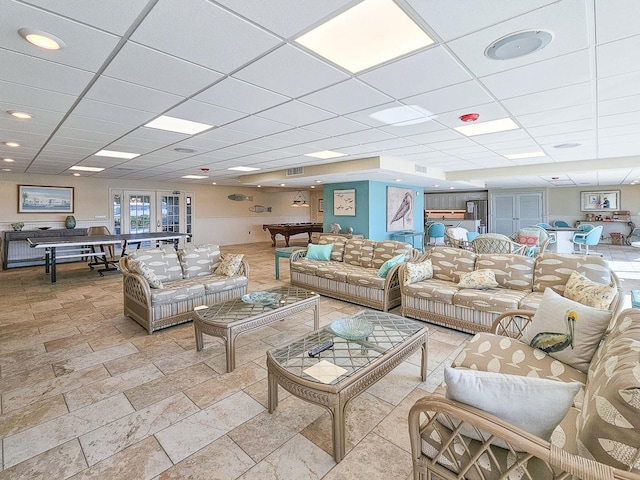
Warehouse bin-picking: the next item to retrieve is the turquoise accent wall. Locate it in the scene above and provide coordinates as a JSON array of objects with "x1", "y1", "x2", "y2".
[{"x1": 323, "y1": 181, "x2": 424, "y2": 243}]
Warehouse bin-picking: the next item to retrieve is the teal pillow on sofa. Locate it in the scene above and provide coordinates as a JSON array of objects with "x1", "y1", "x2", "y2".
[
  {"x1": 306, "y1": 243, "x2": 333, "y2": 261},
  {"x1": 377, "y1": 254, "x2": 405, "y2": 278}
]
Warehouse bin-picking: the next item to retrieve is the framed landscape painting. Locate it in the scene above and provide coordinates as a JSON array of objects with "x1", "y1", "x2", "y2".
[{"x1": 18, "y1": 185, "x2": 74, "y2": 213}]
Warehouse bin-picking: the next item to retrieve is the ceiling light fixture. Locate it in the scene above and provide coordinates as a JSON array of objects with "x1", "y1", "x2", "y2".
[
  {"x1": 504, "y1": 151, "x2": 545, "y2": 160},
  {"x1": 8, "y1": 110, "x2": 33, "y2": 119},
  {"x1": 18, "y1": 28, "x2": 66, "y2": 50},
  {"x1": 73, "y1": 173, "x2": 81, "y2": 176},
  {"x1": 454, "y1": 117, "x2": 519, "y2": 136},
  {"x1": 485, "y1": 30, "x2": 552, "y2": 60},
  {"x1": 370, "y1": 105, "x2": 436, "y2": 126},
  {"x1": 291, "y1": 191, "x2": 309, "y2": 207},
  {"x1": 228, "y1": 166, "x2": 260, "y2": 172},
  {"x1": 3, "y1": 168, "x2": 11, "y2": 171},
  {"x1": 69, "y1": 166, "x2": 104, "y2": 172},
  {"x1": 394, "y1": 178, "x2": 402, "y2": 182},
  {"x1": 212, "y1": 182, "x2": 217, "y2": 185},
  {"x1": 296, "y1": 0, "x2": 434, "y2": 73},
  {"x1": 315, "y1": 180, "x2": 323, "y2": 184},
  {"x1": 145, "y1": 115, "x2": 213, "y2": 135},
  {"x1": 3, "y1": 141, "x2": 20, "y2": 147},
  {"x1": 304, "y1": 150, "x2": 347, "y2": 159},
  {"x1": 280, "y1": 183, "x2": 286, "y2": 187},
  {"x1": 553, "y1": 143, "x2": 581, "y2": 149},
  {"x1": 95, "y1": 149, "x2": 140, "y2": 159},
  {"x1": 3, "y1": 158, "x2": 15, "y2": 163},
  {"x1": 182, "y1": 175, "x2": 208, "y2": 179}
]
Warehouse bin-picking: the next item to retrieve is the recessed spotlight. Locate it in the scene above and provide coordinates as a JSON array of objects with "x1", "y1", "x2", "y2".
[
  {"x1": 315, "y1": 180, "x2": 323, "y2": 184},
  {"x1": 310, "y1": 185, "x2": 315, "y2": 188},
  {"x1": 504, "y1": 151, "x2": 545, "y2": 160},
  {"x1": 8, "y1": 110, "x2": 32, "y2": 119},
  {"x1": 182, "y1": 175, "x2": 208, "y2": 179},
  {"x1": 69, "y1": 166, "x2": 104, "y2": 172},
  {"x1": 73, "y1": 173, "x2": 81, "y2": 176},
  {"x1": 2, "y1": 168, "x2": 11, "y2": 172},
  {"x1": 19, "y1": 28, "x2": 66, "y2": 50},
  {"x1": 305, "y1": 150, "x2": 347, "y2": 159},
  {"x1": 211, "y1": 182, "x2": 217, "y2": 185},
  {"x1": 257, "y1": 185, "x2": 261, "y2": 188},
  {"x1": 553, "y1": 143, "x2": 581, "y2": 149},
  {"x1": 95, "y1": 149, "x2": 140, "y2": 159},
  {"x1": 449, "y1": 186, "x2": 455, "y2": 190},
  {"x1": 228, "y1": 166, "x2": 260, "y2": 172},
  {"x1": 280, "y1": 183, "x2": 286, "y2": 187},
  {"x1": 433, "y1": 184, "x2": 440, "y2": 187},
  {"x1": 145, "y1": 115, "x2": 212, "y2": 135},
  {"x1": 174, "y1": 147, "x2": 197, "y2": 153},
  {"x1": 3, "y1": 141, "x2": 20, "y2": 147},
  {"x1": 485, "y1": 30, "x2": 552, "y2": 60},
  {"x1": 394, "y1": 179, "x2": 402, "y2": 182},
  {"x1": 454, "y1": 118, "x2": 519, "y2": 136},
  {"x1": 3, "y1": 158, "x2": 14, "y2": 163}
]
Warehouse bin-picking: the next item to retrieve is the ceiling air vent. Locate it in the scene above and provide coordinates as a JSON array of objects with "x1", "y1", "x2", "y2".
[
  {"x1": 286, "y1": 167, "x2": 304, "y2": 176},
  {"x1": 415, "y1": 164, "x2": 428, "y2": 174}
]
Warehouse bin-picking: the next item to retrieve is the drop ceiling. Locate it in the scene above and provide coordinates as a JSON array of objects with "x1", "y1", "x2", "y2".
[{"x1": 2, "y1": 0, "x2": 640, "y2": 191}]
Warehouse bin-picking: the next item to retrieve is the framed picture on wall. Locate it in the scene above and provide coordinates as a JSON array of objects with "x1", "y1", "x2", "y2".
[
  {"x1": 580, "y1": 190, "x2": 620, "y2": 212},
  {"x1": 387, "y1": 186, "x2": 414, "y2": 231},
  {"x1": 18, "y1": 185, "x2": 74, "y2": 213},
  {"x1": 333, "y1": 189, "x2": 355, "y2": 216},
  {"x1": 318, "y1": 199, "x2": 324, "y2": 212}
]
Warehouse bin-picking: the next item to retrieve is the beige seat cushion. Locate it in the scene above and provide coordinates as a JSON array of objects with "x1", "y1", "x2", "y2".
[
  {"x1": 402, "y1": 278, "x2": 460, "y2": 303},
  {"x1": 149, "y1": 278, "x2": 205, "y2": 306},
  {"x1": 200, "y1": 275, "x2": 247, "y2": 294},
  {"x1": 453, "y1": 288, "x2": 529, "y2": 314},
  {"x1": 519, "y1": 291, "x2": 544, "y2": 311},
  {"x1": 346, "y1": 270, "x2": 386, "y2": 289}
]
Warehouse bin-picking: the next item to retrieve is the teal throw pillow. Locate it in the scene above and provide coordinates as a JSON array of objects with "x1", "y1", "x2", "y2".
[
  {"x1": 377, "y1": 254, "x2": 405, "y2": 278},
  {"x1": 306, "y1": 243, "x2": 333, "y2": 261}
]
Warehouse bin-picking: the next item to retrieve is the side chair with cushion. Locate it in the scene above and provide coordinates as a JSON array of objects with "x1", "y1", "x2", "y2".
[
  {"x1": 572, "y1": 225, "x2": 604, "y2": 255},
  {"x1": 537, "y1": 223, "x2": 556, "y2": 244},
  {"x1": 553, "y1": 220, "x2": 571, "y2": 227},
  {"x1": 470, "y1": 233, "x2": 526, "y2": 255},
  {"x1": 87, "y1": 225, "x2": 114, "y2": 259},
  {"x1": 426, "y1": 222, "x2": 446, "y2": 246},
  {"x1": 510, "y1": 225, "x2": 552, "y2": 257}
]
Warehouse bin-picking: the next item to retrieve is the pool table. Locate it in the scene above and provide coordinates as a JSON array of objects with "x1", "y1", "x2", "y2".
[{"x1": 262, "y1": 223, "x2": 323, "y2": 247}]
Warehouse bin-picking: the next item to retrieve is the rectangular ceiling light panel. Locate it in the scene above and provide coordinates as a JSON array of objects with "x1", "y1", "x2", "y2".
[
  {"x1": 295, "y1": 0, "x2": 434, "y2": 73},
  {"x1": 145, "y1": 115, "x2": 213, "y2": 135},
  {"x1": 504, "y1": 151, "x2": 546, "y2": 160},
  {"x1": 181, "y1": 175, "x2": 208, "y2": 179},
  {"x1": 69, "y1": 166, "x2": 105, "y2": 172},
  {"x1": 94, "y1": 150, "x2": 140, "y2": 159},
  {"x1": 454, "y1": 118, "x2": 520, "y2": 137},
  {"x1": 304, "y1": 150, "x2": 347, "y2": 159},
  {"x1": 228, "y1": 166, "x2": 260, "y2": 171}
]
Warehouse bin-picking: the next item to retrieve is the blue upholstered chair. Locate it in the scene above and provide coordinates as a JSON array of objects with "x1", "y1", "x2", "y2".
[
  {"x1": 552, "y1": 220, "x2": 570, "y2": 228},
  {"x1": 572, "y1": 225, "x2": 603, "y2": 255},
  {"x1": 426, "y1": 222, "x2": 446, "y2": 246},
  {"x1": 536, "y1": 223, "x2": 556, "y2": 244},
  {"x1": 576, "y1": 223, "x2": 595, "y2": 233},
  {"x1": 466, "y1": 231, "x2": 479, "y2": 242}
]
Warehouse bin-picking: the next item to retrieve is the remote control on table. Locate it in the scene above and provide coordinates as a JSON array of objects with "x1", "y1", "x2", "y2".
[{"x1": 308, "y1": 340, "x2": 334, "y2": 357}]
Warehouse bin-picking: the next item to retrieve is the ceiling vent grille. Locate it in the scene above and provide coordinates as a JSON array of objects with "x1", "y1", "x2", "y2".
[
  {"x1": 286, "y1": 167, "x2": 304, "y2": 176},
  {"x1": 415, "y1": 164, "x2": 428, "y2": 173}
]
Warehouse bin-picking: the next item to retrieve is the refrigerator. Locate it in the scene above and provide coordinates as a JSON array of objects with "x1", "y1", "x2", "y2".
[{"x1": 465, "y1": 200, "x2": 488, "y2": 233}]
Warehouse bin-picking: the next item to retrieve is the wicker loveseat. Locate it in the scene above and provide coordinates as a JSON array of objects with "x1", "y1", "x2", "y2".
[
  {"x1": 399, "y1": 247, "x2": 621, "y2": 334},
  {"x1": 409, "y1": 307, "x2": 640, "y2": 480},
  {"x1": 289, "y1": 235, "x2": 419, "y2": 311},
  {"x1": 120, "y1": 244, "x2": 249, "y2": 333}
]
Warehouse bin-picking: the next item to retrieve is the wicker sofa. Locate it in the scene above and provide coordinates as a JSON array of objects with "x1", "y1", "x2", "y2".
[
  {"x1": 120, "y1": 244, "x2": 249, "y2": 333},
  {"x1": 409, "y1": 307, "x2": 640, "y2": 480},
  {"x1": 399, "y1": 247, "x2": 622, "y2": 334},
  {"x1": 289, "y1": 235, "x2": 419, "y2": 311}
]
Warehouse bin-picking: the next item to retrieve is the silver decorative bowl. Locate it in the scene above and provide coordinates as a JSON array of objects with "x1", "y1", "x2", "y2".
[
  {"x1": 242, "y1": 291, "x2": 282, "y2": 306},
  {"x1": 330, "y1": 317, "x2": 374, "y2": 340}
]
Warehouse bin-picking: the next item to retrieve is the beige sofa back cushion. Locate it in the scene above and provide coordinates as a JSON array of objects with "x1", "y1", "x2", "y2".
[
  {"x1": 428, "y1": 247, "x2": 476, "y2": 283},
  {"x1": 343, "y1": 238, "x2": 377, "y2": 268},
  {"x1": 577, "y1": 308, "x2": 640, "y2": 470},
  {"x1": 178, "y1": 244, "x2": 221, "y2": 278},
  {"x1": 533, "y1": 252, "x2": 612, "y2": 294},
  {"x1": 129, "y1": 247, "x2": 183, "y2": 282},
  {"x1": 317, "y1": 234, "x2": 348, "y2": 262},
  {"x1": 372, "y1": 240, "x2": 413, "y2": 269},
  {"x1": 476, "y1": 254, "x2": 535, "y2": 291}
]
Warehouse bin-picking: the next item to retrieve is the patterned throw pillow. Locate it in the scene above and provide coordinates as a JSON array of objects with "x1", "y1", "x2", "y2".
[
  {"x1": 377, "y1": 253, "x2": 405, "y2": 278},
  {"x1": 517, "y1": 228, "x2": 540, "y2": 246},
  {"x1": 128, "y1": 259, "x2": 163, "y2": 289},
  {"x1": 403, "y1": 259, "x2": 433, "y2": 286},
  {"x1": 564, "y1": 270, "x2": 617, "y2": 310},
  {"x1": 521, "y1": 288, "x2": 612, "y2": 373},
  {"x1": 213, "y1": 253, "x2": 244, "y2": 276},
  {"x1": 458, "y1": 269, "x2": 499, "y2": 289}
]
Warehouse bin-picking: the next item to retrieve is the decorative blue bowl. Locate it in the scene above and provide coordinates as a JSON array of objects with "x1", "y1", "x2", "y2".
[
  {"x1": 242, "y1": 291, "x2": 282, "y2": 306},
  {"x1": 330, "y1": 317, "x2": 374, "y2": 340}
]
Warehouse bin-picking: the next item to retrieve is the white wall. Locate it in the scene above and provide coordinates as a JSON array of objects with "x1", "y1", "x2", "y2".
[{"x1": 0, "y1": 173, "x2": 315, "y2": 246}]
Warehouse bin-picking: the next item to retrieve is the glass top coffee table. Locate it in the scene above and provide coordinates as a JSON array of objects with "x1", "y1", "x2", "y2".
[
  {"x1": 194, "y1": 286, "x2": 319, "y2": 372},
  {"x1": 266, "y1": 310, "x2": 428, "y2": 463}
]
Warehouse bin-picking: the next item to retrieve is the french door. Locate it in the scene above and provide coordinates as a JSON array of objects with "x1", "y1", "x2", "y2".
[{"x1": 491, "y1": 192, "x2": 543, "y2": 235}]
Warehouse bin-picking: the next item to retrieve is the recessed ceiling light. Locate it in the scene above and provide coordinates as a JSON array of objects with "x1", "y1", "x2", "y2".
[
  {"x1": 2, "y1": 168, "x2": 11, "y2": 172},
  {"x1": 305, "y1": 150, "x2": 347, "y2": 159},
  {"x1": 553, "y1": 143, "x2": 581, "y2": 149},
  {"x1": 8, "y1": 110, "x2": 32, "y2": 119},
  {"x1": 3, "y1": 158, "x2": 14, "y2": 163},
  {"x1": 454, "y1": 118, "x2": 519, "y2": 136},
  {"x1": 212, "y1": 182, "x2": 217, "y2": 185},
  {"x1": 69, "y1": 166, "x2": 105, "y2": 172},
  {"x1": 257, "y1": 185, "x2": 261, "y2": 188},
  {"x1": 433, "y1": 184, "x2": 440, "y2": 187},
  {"x1": 310, "y1": 185, "x2": 315, "y2": 188},
  {"x1": 394, "y1": 178, "x2": 402, "y2": 182},
  {"x1": 174, "y1": 147, "x2": 197, "y2": 153},
  {"x1": 182, "y1": 175, "x2": 208, "y2": 179},
  {"x1": 449, "y1": 186, "x2": 455, "y2": 190},
  {"x1": 315, "y1": 180, "x2": 323, "y2": 184},
  {"x1": 485, "y1": 30, "x2": 552, "y2": 60},
  {"x1": 3, "y1": 141, "x2": 20, "y2": 147},
  {"x1": 280, "y1": 183, "x2": 286, "y2": 187},
  {"x1": 296, "y1": 0, "x2": 434, "y2": 73},
  {"x1": 73, "y1": 173, "x2": 81, "y2": 176},
  {"x1": 145, "y1": 115, "x2": 213, "y2": 135},
  {"x1": 95, "y1": 149, "x2": 140, "y2": 160},
  {"x1": 504, "y1": 151, "x2": 545, "y2": 160},
  {"x1": 18, "y1": 28, "x2": 66, "y2": 50},
  {"x1": 228, "y1": 166, "x2": 260, "y2": 172},
  {"x1": 370, "y1": 105, "x2": 436, "y2": 126}
]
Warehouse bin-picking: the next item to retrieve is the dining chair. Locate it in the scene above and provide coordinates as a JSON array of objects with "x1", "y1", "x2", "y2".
[
  {"x1": 88, "y1": 225, "x2": 114, "y2": 258},
  {"x1": 572, "y1": 225, "x2": 603, "y2": 255},
  {"x1": 536, "y1": 223, "x2": 556, "y2": 244},
  {"x1": 466, "y1": 231, "x2": 479, "y2": 242},
  {"x1": 426, "y1": 222, "x2": 446, "y2": 246},
  {"x1": 576, "y1": 223, "x2": 595, "y2": 233},
  {"x1": 552, "y1": 220, "x2": 570, "y2": 228}
]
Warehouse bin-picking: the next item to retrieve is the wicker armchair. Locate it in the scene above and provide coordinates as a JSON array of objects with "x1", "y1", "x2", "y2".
[
  {"x1": 445, "y1": 226, "x2": 470, "y2": 249},
  {"x1": 470, "y1": 233, "x2": 526, "y2": 255},
  {"x1": 509, "y1": 225, "x2": 552, "y2": 257},
  {"x1": 409, "y1": 309, "x2": 640, "y2": 480}
]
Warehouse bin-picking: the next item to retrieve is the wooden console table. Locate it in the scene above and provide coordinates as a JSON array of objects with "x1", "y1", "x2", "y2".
[{"x1": 2, "y1": 228, "x2": 88, "y2": 270}]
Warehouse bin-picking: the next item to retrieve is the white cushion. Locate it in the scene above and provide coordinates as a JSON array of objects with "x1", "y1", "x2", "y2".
[
  {"x1": 521, "y1": 288, "x2": 612, "y2": 373},
  {"x1": 564, "y1": 270, "x2": 616, "y2": 310},
  {"x1": 445, "y1": 367, "x2": 581, "y2": 441}
]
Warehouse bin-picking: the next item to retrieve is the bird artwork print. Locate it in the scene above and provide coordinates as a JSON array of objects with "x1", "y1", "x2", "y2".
[
  {"x1": 390, "y1": 191, "x2": 413, "y2": 229},
  {"x1": 530, "y1": 310, "x2": 577, "y2": 353}
]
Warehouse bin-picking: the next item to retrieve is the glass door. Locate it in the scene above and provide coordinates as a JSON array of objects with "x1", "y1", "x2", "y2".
[{"x1": 126, "y1": 192, "x2": 154, "y2": 234}]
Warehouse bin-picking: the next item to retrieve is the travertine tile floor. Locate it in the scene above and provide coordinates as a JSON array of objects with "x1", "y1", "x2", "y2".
[{"x1": 0, "y1": 240, "x2": 639, "y2": 479}]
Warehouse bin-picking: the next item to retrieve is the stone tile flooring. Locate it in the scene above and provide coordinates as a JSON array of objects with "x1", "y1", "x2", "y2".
[{"x1": 1, "y1": 240, "x2": 639, "y2": 479}]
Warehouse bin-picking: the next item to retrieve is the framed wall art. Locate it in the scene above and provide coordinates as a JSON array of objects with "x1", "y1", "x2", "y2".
[
  {"x1": 580, "y1": 190, "x2": 620, "y2": 212},
  {"x1": 333, "y1": 189, "x2": 355, "y2": 216},
  {"x1": 387, "y1": 186, "x2": 414, "y2": 231},
  {"x1": 318, "y1": 199, "x2": 324, "y2": 212},
  {"x1": 18, "y1": 185, "x2": 74, "y2": 213}
]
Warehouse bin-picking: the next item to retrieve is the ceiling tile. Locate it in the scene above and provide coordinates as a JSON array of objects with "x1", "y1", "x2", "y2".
[
  {"x1": 595, "y1": 0, "x2": 640, "y2": 44},
  {"x1": 255, "y1": 100, "x2": 335, "y2": 126},
  {"x1": 299, "y1": 79, "x2": 393, "y2": 115},
  {"x1": 597, "y1": 34, "x2": 640, "y2": 79},
  {"x1": 164, "y1": 100, "x2": 246, "y2": 128},
  {"x1": 404, "y1": 81, "x2": 494, "y2": 114},
  {"x1": 195, "y1": 77, "x2": 289, "y2": 114},
  {"x1": 86, "y1": 76, "x2": 183, "y2": 113}
]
